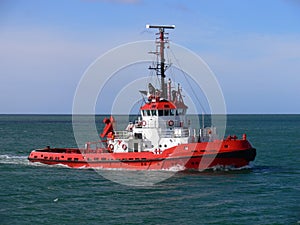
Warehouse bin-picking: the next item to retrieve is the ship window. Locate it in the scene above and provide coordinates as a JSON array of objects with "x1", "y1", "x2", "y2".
[
  {"x1": 34, "y1": 156, "x2": 37, "y2": 158},
  {"x1": 134, "y1": 133, "x2": 142, "y2": 139},
  {"x1": 158, "y1": 110, "x2": 163, "y2": 116},
  {"x1": 142, "y1": 110, "x2": 146, "y2": 116},
  {"x1": 44, "y1": 156, "x2": 48, "y2": 159},
  {"x1": 134, "y1": 143, "x2": 139, "y2": 152},
  {"x1": 50, "y1": 157, "x2": 53, "y2": 160},
  {"x1": 146, "y1": 110, "x2": 151, "y2": 116},
  {"x1": 164, "y1": 144, "x2": 167, "y2": 147},
  {"x1": 170, "y1": 109, "x2": 175, "y2": 116},
  {"x1": 135, "y1": 158, "x2": 139, "y2": 160},
  {"x1": 164, "y1": 110, "x2": 169, "y2": 116},
  {"x1": 224, "y1": 145, "x2": 228, "y2": 148},
  {"x1": 151, "y1": 110, "x2": 157, "y2": 116},
  {"x1": 175, "y1": 110, "x2": 179, "y2": 116},
  {"x1": 101, "y1": 157, "x2": 106, "y2": 160},
  {"x1": 67, "y1": 158, "x2": 72, "y2": 161},
  {"x1": 61, "y1": 156, "x2": 64, "y2": 158},
  {"x1": 74, "y1": 158, "x2": 78, "y2": 161},
  {"x1": 129, "y1": 158, "x2": 133, "y2": 160},
  {"x1": 177, "y1": 109, "x2": 187, "y2": 115},
  {"x1": 41, "y1": 155, "x2": 43, "y2": 157},
  {"x1": 87, "y1": 158, "x2": 91, "y2": 161},
  {"x1": 159, "y1": 144, "x2": 162, "y2": 147},
  {"x1": 94, "y1": 157, "x2": 99, "y2": 160}
]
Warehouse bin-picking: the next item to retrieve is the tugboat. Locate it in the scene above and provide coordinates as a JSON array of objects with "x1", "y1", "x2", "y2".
[{"x1": 28, "y1": 25, "x2": 256, "y2": 170}]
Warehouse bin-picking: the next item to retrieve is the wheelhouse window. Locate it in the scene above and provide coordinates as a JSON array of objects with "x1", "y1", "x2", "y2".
[
  {"x1": 157, "y1": 109, "x2": 176, "y2": 116},
  {"x1": 151, "y1": 110, "x2": 157, "y2": 116},
  {"x1": 142, "y1": 110, "x2": 152, "y2": 116},
  {"x1": 177, "y1": 109, "x2": 186, "y2": 115}
]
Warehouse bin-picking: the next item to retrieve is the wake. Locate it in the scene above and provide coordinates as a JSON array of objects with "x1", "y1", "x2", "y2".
[{"x1": 0, "y1": 154, "x2": 70, "y2": 168}]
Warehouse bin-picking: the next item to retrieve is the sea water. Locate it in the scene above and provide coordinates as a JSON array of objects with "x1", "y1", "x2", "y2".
[{"x1": 0, "y1": 114, "x2": 299, "y2": 225}]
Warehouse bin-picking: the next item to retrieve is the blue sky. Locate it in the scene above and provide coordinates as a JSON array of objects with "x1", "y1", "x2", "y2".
[{"x1": 1, "y1": 0, "x2": 300, "y2": 114}]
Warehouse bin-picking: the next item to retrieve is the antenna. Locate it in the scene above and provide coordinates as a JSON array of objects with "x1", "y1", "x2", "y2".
[
  {"x1": 146, "y1": 24, "x2": 175, "y2": 30},
  {"x1": 146, "y1": 24, "x2": 175, "y2": 99}
]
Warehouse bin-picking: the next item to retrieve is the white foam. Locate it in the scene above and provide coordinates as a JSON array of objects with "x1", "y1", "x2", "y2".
[
  {"x1": 0, "y1": 154, "x2": 30, "y2": 166},
  {"x1": 210, "y1": 164, "x2": 253, "y2": 172},
  {"x1": 0, "y1": 154, "x2": 71, "y2": 168},
  {"x1": 163, "y1": 164, "x2": 186, "y2": 172}
]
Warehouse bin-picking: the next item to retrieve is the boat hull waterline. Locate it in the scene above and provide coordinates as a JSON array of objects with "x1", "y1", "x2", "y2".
[{"x1": 28, "y1": 140, "x2": 256, "y2": 171}]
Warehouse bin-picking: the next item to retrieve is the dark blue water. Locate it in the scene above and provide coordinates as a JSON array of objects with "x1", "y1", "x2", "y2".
[{"x1": 0, "y1": 115, "x2": 299, "y2": 224}]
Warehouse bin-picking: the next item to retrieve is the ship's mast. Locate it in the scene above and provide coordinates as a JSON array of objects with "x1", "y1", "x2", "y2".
[{"x1": 146, "y1": 24, "x2": 175, "y2": 99}]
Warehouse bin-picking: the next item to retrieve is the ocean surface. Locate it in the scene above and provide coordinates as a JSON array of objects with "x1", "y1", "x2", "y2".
[{"x1": 0, "y1": 114, "x2": 299, "y2": 225}]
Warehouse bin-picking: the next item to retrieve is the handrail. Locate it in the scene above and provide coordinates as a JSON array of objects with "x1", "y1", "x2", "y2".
[{"x1": 114, "y1": 127, "x2": 190, "y2": 139}]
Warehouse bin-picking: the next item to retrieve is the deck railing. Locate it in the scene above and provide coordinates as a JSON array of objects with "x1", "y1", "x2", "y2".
[
  {"x1": 114, "y1": 128, "x2": 190, "y2": 139},
  {"x1": 115, "y1": 130, "x2": 132, "y2": 139}
]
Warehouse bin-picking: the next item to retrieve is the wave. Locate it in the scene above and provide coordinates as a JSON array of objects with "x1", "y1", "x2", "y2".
[
  {"x1": 210, "y1": 164, "x2": 254, "y2": 172},
  {"x1": 0, "y1": 154, "x2": 74, "y2": 169},
  {"x1": 162, "y1": 164, "x2": 186, "y2": 172},
  {"x1": 0, "y1": 154, "x2": 30, "y2": 165}
]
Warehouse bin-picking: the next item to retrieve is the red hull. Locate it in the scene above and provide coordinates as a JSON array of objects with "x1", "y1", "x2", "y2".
[{"x1": 28, "y1": 139, "x2": 256, "y2": 171}]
